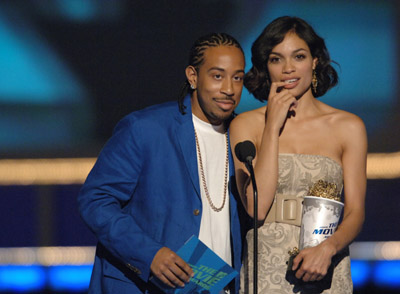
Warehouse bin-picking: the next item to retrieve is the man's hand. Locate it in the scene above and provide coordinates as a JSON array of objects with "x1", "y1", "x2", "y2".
[{"x1": 150, "y1": 247, "x2": 194, "y2": 288}]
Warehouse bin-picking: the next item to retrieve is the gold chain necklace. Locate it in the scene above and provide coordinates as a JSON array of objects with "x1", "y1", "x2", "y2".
[{"x1": 194, "y1": 128, "x2": 229, "y2": 212}]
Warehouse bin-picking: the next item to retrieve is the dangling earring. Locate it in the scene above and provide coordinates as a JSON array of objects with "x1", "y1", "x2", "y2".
[
  {"x1": 312, "y1": 70, "x2": 318, "y2": 93},
  {"x1": 190, "y1": 84, "x2": 196, "y2": 90}
]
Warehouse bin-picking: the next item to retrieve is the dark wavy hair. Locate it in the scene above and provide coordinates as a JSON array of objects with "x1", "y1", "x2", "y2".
[
  {"x1": 178, "y1": 32, "x2": 244, "y2": 114},
  {"x1": 245, "y1": 16, "x2": 338, "y2": 102}
]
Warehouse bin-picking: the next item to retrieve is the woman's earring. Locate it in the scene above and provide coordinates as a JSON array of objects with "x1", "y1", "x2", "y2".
[
  {"x1": 190, "y1": 84, "x2": 196, "y2": 90},
  {"x1": 312, "y1": 70, "x2": 318, "y2": 93}
]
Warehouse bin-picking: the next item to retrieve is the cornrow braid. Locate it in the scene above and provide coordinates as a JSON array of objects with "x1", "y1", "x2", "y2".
[{"x1": 178, "y1": 33, "x2": 244, "y2": 114}]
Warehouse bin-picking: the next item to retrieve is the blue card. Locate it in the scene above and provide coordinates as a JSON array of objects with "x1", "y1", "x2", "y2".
[{"x1": 151, "y1": 235, "x2": 238, "y2": 294}]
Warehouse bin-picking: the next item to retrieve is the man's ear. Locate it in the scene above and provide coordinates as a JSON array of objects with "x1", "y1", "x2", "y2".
[{"x1": 185, "y1": 66, "x2": 197, "y2": 89}]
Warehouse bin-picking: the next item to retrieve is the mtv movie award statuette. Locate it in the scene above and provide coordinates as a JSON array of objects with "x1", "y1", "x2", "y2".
[{"x1": 288, "y1": 180, "x2": 343, "y2": 264}]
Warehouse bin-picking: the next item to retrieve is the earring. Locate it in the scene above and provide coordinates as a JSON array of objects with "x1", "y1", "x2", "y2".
[
  {"x1": 190, "y1": 84, "x2": 195, "y2": 90},
  {"x1": 312, "y1": 70, "x2": 318, "y2": 93}
]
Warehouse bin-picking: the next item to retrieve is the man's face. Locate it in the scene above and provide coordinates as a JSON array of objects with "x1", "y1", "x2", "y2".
[{"x1": 187, "y1": 45, "x2": 245, "y2": 125}]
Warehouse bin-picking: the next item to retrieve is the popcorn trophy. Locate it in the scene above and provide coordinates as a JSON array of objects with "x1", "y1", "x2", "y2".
[{"x1": 286, "y1": 180, "x2": 344, "y2": 290}]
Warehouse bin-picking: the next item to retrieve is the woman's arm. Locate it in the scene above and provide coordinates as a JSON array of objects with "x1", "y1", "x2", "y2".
[
  {"x1": 230, "y1": 82, "x2": 298, "y2": 219},
  {"x1": 326, "y1": 114, "x2": 367, "y2": 252},
  {"x1": 293, "y1": 114, "x2": 367, "y2": 282}
]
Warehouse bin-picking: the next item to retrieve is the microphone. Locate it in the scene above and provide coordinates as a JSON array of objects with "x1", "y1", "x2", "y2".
[
  {"x1": 234, "y1": 140, "x2": 258, "y2": 294},
  {"x1": 234, "y1": 140, "x2": 256, "y2": 169}
]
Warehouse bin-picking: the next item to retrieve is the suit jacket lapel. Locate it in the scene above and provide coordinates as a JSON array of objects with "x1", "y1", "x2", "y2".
[
  {"x1": 228, "y1": 128, "x2": 238, "y2": 218},
  {"x1": 175, "y1": 96, "x2": 201, "y2": 198}
]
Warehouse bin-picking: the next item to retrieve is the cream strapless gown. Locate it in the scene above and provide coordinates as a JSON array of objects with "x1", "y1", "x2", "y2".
[{"x1": 240, "y1": 154, "x2": 353, "y2": 294}]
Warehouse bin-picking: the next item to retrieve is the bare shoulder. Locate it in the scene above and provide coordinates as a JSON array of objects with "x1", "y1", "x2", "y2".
[
  {"x1": 318, "y1": 103, "x2": 367, "y2": 145},
  {"x1": 230, "y1": 106, "x2": 266, "y2": 141},
  {"x1": 231, "y1": 106, "x2": 265, "y2": 129},
  {"x1": 329, "y1": 107, "x2": 365, "y2": 132}
]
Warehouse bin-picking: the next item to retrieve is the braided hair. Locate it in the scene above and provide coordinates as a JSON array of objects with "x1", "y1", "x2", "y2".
[{"x1": 178, "y1": 33, "x2": 244, "y2": 114}]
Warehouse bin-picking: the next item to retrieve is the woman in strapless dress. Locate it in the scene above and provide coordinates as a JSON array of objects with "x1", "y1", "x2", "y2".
[{"x1": 230, "y1": 16, "x2": 367, "y2": 293}]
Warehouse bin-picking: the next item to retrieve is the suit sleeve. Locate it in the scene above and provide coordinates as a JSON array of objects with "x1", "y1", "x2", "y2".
[{"x1": 77, "y1": 115, "x2": 162, "y2": 281}]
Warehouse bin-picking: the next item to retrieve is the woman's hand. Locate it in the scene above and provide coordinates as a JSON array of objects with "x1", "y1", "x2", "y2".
[
  {"x1": 292, "y1": 241, "x2": 336, "y2": 282},
  {"x1": 265, "y1": 82, "x2": 298, "y2": 133}
]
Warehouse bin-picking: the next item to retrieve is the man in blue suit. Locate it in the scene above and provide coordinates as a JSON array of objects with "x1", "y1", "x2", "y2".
[{"x1": 78, "y1": 33, "x2": 245, "y2": 293}]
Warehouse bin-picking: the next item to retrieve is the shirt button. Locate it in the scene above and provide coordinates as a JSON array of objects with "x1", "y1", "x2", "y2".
[{"x1": 193, "y1": 209, "x2": 200, "y2": 216}]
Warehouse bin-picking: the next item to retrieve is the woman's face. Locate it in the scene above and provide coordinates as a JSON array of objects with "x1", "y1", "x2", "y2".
[{"x1": 267, "y1": 32, "x2": 318, "y2": 98}]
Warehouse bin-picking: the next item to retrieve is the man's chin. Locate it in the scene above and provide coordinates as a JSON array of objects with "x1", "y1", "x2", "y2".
[{"x1": 209, "y1": 112, "x2": 234, "y2": 125}]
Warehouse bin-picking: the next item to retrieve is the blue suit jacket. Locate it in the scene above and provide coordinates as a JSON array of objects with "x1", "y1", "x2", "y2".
[{"x1": 78, "y1": 96, "x2": 243, "y2": 293}]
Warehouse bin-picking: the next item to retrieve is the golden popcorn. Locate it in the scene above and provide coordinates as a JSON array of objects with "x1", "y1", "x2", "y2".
[
  {"x1": 308, "y1": 180, "x2": 341, "y2": 202},
  {"x1": 288, "y1": 247, "x2": 299, "y2": 257}
]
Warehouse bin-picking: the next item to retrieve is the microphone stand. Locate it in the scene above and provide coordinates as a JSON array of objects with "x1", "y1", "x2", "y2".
[{"x1": 245, "y1": 159, "x2": 258, "y2": 294}]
